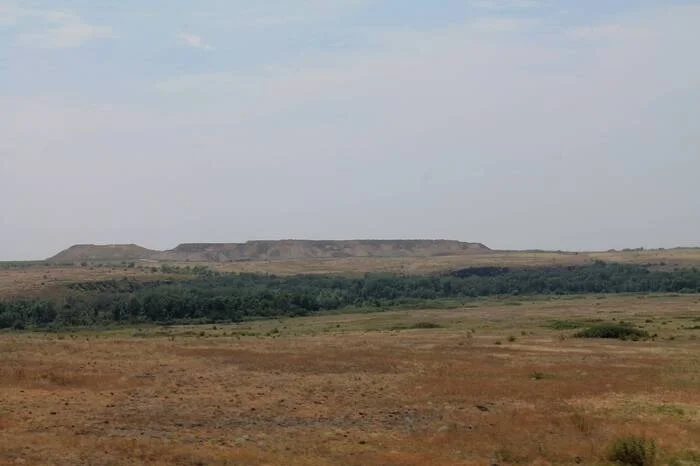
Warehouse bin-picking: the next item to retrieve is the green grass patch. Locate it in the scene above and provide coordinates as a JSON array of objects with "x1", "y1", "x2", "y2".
[
  {"x1": 655, "y1": 404, "x2": 685, "y2": 417},
  {"x1": 547, "y1": 320, "x2": 584, "y2": 330},
  {"x1": 669, "y1": 450, "x2": 700, "y2": 465}
]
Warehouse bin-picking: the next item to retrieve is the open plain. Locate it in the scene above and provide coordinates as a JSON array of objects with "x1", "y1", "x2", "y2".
[
  {"x1": 1, "y1": 294, "x2": 699, "y2": 465},
  {"x1": 4, "y1": 247, "x2": 700, "y2": 300}
]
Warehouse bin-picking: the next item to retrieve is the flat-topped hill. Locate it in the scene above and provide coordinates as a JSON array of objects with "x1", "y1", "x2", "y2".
[
  {"x1": 48, "y1": 244, "x2": 159, "y2": 263},
  {"x1": 48, "y1": 240, "x2": 490, "y2": 263},
  {"x1": 156, "y1": 240, "x2": 489, "y2": 262}
]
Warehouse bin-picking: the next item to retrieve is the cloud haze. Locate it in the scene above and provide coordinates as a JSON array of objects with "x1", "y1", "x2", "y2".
[
  {"x1": 1, "y1": 1, "x2": 699, "y2": 260},
  {"x1": 1, "y1": 4, "x2": 113, "y2": 48},
  {"x1": 177, "y1": 33, "x2": 212, "y2": 50}
]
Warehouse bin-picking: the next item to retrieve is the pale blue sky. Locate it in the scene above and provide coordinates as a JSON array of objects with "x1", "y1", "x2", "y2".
[{"x1": 1, "y1": 1, "x2": 699, "y2": 259}]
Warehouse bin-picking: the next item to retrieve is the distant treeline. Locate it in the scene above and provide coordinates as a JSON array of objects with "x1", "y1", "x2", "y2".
[{"x1": 2, "y1": 262, "x2": 700, "y2": 329}]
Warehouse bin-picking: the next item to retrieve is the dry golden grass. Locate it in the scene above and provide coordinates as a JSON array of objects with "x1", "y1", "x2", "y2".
[
  {"x1": 0, "y1": 266, "x2": 173, "y2": 299},
  {"x1": 202, "y1": 248, "x2": 700, "y2": 275},
  {"x1": 3, "y1": 248, "x2": 700, "y2": 299},
  {"x1": 1, "y1": 295, "x2": 699, "y2": 465}
]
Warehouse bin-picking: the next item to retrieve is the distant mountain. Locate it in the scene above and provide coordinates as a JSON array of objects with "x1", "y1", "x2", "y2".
[{"x1": 47, "y1": 240, "x2": 490, "y2": 263}]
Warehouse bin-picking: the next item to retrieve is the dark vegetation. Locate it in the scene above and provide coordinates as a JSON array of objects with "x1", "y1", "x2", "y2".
[
  {"x1": 608, "y1": 436, "x2": 657, "y2": 465},
  {"x1": 574, "y1": 323, "x2": 650, "y2": 341},
  {"x1": 2, "y1": 262, "x2": 700, "y2": 329},
  {"x1": 0, "y1": 261, "x2": 48, "y2": 269},
  {"x1": 389, "y1": 322, "x2": 443, "y2": 331}
]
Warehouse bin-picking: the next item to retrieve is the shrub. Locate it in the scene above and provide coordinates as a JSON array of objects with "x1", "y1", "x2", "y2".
[
  {"x1": 570, "y1": 412, "x2": 593, "y2": 436},
  {"x1": 608, "y1": 436, "x2": 656, "y2": 465},
  {"x1": 0, "y1": 312, "x2": 17, "y2": 329},
  {"x1": 574, "y1": 324, "x2": 649, "y2": 341},
  {"x1": 12, "y1": 320, "x2": 26, "y2": 330},
  {"x1": 388, "y1": 322, "x2": 442, "y2": 331},
  {"x1": 409, "y1": 322, "x2": 442, "y2": 329},
  {"x1": 507, "y1": 335, "x2": 517, "y2": 342},
  {"x1": 460, "y1": 332, "x2": 474, "y2": 346},
  {"x1": 494, "y1": 448, "x2": 517, "y2": 463}
]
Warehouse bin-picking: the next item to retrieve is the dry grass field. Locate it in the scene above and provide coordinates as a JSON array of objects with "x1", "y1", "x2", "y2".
[
  {"x1": 3, "y1": 248, "x2": 700, "y2": 299},
  {"x1": 1, "y1": 295, "x2": 699, "y2": 465},
  {"x1": 202, "y1": 248, "x2": 700, "y2": 275},
  {"x1": 0, "y1": 266, "x2": 172, "y2": 299}
]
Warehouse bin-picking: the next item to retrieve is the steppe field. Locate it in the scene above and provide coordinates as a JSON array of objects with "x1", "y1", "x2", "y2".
[
  {"x1": 4, "y1": 247, "x2": 700, "y2": 300},
  {"x1": 2, "y1": 250, "x2": 700, "y2": 465},
  {"x1": 1, "y1": 295, "x2": 699, "y2": 465}
]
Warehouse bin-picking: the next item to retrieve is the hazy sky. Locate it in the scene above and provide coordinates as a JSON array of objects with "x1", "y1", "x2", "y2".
[{"x1": 1, "y1": 1, "x2": 699, "y2": 260}]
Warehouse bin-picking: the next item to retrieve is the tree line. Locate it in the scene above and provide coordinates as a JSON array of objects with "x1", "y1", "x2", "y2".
[{"x1": 2, "y1": 262, "x2": 700, "y2": 329}]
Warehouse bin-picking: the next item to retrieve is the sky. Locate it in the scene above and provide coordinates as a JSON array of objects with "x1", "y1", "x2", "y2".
[{"x1": 1, "y1": 1, "x2": 699, "y2": 260}]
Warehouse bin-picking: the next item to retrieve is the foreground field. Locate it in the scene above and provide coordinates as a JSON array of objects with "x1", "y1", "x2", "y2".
[{"x1": 1, "y1": 295, "x2": 699, "y2": 465}]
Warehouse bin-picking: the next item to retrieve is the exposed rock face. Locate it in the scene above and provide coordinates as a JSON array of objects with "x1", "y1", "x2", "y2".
[
  {"x1": 156, "y1": 240, "x2": 490, "y2": 262},
  {"x1": 49, "y1": 240, "x2": 490, "y2": 263}
]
